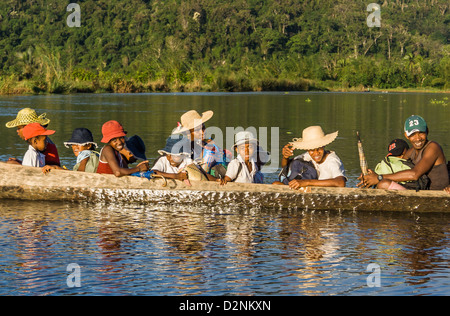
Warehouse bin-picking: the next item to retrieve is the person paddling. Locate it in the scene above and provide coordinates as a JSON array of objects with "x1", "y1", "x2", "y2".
[{"x1": 358, "y1": 115, "x2": 449, "y2": 190}]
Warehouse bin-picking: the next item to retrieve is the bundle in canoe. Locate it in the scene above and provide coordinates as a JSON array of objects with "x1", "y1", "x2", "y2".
[{"x1": 0, "y1": 163, "x2": 448, "y2": 212}]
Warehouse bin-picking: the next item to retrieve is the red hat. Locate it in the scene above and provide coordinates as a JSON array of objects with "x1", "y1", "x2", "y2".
[
  {"x1": 23, "y1": 123, "x2": 55, "y2": 141},
  {"x1": 101, "y1": 120, "x2": 127, "y2": 143}
]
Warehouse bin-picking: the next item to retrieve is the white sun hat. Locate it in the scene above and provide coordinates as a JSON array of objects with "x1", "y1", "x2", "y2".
[{"x1": 233, "y1": 131, "x2": 258, "y2": 148}]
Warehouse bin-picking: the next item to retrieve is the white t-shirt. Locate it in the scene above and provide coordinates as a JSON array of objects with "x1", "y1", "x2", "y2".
[
  {"x1": 225, "y1": 155, "x2": 262, "y2": 183},
  {"x1": 295, "y1": 151, "x2": 346, "y2": 180},
  {"x1": 151, "y1": 155, "x2": 194, "y2": 174},
  {"x1": 22, "y1": 145, "x2": 46, "y2": 167}
]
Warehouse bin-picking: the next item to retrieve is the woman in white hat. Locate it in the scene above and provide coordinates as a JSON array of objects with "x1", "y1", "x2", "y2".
[
  {"x1": 173, "y1": 110, "x2": 230, "y2": 179},
  {"x1": 279, "y1": 126, "x2": 347, "y2": 189}
]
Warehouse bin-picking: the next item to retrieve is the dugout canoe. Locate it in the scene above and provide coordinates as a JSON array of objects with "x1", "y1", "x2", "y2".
[{"x1": 0, "y1": 163, "x2": 448, "y2": 212}]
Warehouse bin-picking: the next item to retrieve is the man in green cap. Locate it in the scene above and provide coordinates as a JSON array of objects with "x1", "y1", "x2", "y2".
[{"x1": 359, "y1": 115, "x2": 449, "y2": 191}]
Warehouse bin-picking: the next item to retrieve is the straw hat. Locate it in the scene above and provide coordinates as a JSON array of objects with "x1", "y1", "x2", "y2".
[
  {"x1": 174, "y1": 110, "x2": 213, "y2": 134},
  {"x1": 290, "y1": 126, "x2": 338, "y2": 150},
  {"x1": 5, "y1": 108, "x2": 50, "y2": 128}
]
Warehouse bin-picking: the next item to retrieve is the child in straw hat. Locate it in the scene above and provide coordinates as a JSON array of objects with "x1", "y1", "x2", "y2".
[
  {"x1": 277, "y1": 126, "x2": 347, "y2": 189},
  {"x1": 5, "y1": 108, "x2": 60, "y2": 166}
]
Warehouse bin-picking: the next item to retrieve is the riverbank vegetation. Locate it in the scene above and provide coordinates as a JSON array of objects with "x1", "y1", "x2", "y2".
[{"x1": 0, "y1": 0, "x2": 449, "y2": 94}]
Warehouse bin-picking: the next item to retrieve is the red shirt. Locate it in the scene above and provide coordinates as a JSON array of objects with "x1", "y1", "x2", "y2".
[
  {"x1": 97, "y1": 147, "x2": 126, "y2": 175},
  {"x1": 44, "y1": 143, "x2": 61, "y2": 166}
]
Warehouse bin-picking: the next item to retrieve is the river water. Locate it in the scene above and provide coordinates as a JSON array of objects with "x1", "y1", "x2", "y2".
[{"x1": 0, "y1": 92, "x2": 449, "y2": 296}]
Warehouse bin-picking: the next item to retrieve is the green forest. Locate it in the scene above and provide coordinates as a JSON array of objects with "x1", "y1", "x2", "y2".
[{"x1": 0, "y1": 0, "x2": 449, "y2": 94}]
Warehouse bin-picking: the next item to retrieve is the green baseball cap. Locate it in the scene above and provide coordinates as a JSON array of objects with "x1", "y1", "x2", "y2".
[{"x1": 404, "y1": 115, "x2": 427, "y2": 136}]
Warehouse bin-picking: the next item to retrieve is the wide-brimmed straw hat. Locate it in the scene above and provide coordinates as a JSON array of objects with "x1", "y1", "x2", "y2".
[
  {"x1": 101, "y1": 120, "x2": 127, "y2": 143},
  {"x1": 64, "y1": 128, "x2": 98, "y2": 148},
  {"x1": 173, "y1": 110, "x2": 213, "y2": 134},
  {"x1": 290, "y1": 126, "x2": 338, "y2": 150},
  {"x1": 233, "y1": 131, "x2": 258, "y2": 148},
  {"x1": 6, "y1": 108, "x2": 50, "y2": 128}
]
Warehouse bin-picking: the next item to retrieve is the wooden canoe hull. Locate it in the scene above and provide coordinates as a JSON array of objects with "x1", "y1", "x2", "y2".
[{"x1": 0, "y1": 163, "x2": 448, "y2": 212}]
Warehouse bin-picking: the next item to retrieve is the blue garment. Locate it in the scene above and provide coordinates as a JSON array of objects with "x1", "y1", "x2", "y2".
[
  {"x1": 279, "y1": 158, "x2": 318, "y2": 185},
  {"x1": 77, "y1": 150, "x2": 93, "y2": 164},
  {"x1": 130, "y1": 170, "x2": 155, "y2": 179}
]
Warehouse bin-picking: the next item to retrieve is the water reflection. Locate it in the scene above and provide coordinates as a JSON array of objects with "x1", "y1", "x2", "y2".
[{"x1": 0, "y1": 200, "x2": 448, "y2": 295}]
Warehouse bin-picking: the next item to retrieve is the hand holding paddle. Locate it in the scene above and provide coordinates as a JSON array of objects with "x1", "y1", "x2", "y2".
[{"x1": 357, "y1": 169, "x2": 379, "y2": 188}]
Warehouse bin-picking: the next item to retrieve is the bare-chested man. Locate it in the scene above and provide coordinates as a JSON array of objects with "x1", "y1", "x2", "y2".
[{"x1": 359, "y1": 115, "x2": 449, "y2": 191}]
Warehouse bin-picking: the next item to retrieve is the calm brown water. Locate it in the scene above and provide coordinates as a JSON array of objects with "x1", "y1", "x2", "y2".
[
  {"x1": 0, "y1": 200, "x2": 448, "y2": 296},
  {"x1": 0, "y1": 92, "x2": 449, "y2": 296}
]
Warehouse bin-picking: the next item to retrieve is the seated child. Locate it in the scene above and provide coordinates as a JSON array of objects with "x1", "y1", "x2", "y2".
[
  {"x1": 122, "y1": 135, "x2": 147, "y2": 164},
  {"x1": 219, "y1": 131, "x2": 264, "y2": 185},
  {"x1": 374, "y1": 138, "x2": 429, "y2": 190},
  {"x1": 21, "y1": 123, "x2": 56, "y2": 168},
  {"x1": 6, "y1": 108, "x2": 60, "y2": 166},
  {"x1": 97, "y1": 120, "x2": 149, "y2": 177},
  {"x1": 43, "y1": 128, "x2": 100, "y2": 174},
  {"x1": 374, "y1": 139, "x2": 410, "y2": 175},
  {"x1": 151, "y1": 134, "x2": 195, "y2": 181}
]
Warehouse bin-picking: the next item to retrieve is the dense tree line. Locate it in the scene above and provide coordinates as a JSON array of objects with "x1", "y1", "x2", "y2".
[{"x1": 0, "y1": 0, "x2": 449, "y2": 94}]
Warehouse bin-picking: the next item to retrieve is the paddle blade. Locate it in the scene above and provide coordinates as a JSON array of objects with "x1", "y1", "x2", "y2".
[{"x1": 357, "y1": 132, "x2": 369, "y2": 176}]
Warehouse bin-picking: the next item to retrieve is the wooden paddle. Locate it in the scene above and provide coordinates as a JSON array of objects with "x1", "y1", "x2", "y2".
[{"x1": 357, "y1": 131, "x2": 369, "y2": 183}]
